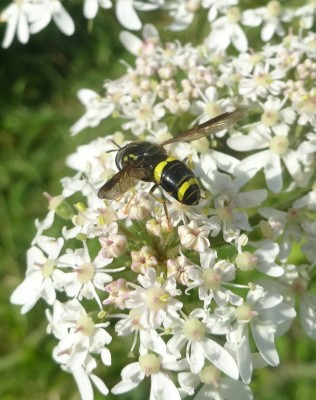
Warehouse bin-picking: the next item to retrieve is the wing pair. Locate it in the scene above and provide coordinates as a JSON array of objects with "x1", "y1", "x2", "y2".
[{"x1": 98, "y1": 107, "x2": 247, "y2": 201}]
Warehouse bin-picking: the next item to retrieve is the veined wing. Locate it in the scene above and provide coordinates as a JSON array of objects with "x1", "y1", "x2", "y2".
[
  {"x1": 97, "y1": 166, "x2": 146, "y2": 200},
  {"x1": 162, "y1": 107, "x2": 247, "y2": 146}
]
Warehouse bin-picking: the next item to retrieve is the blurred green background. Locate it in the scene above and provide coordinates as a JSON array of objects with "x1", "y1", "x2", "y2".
[{"x1": 1, "y1": 3, "x2": 316, "y2": 400}]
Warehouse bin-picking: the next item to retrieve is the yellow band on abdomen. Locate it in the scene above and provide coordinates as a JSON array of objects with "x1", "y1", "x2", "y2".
[
  {"x1": 177, "y1": 177, "x2": 199, "y2": 201},
  {"x1": 154, "y1": 157, "x2": 176, "y2": 183}
]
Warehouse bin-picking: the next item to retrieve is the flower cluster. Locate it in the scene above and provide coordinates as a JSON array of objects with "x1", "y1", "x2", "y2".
[{"x1": 10, "y1": 1, "x2": 316, "y2": 400}]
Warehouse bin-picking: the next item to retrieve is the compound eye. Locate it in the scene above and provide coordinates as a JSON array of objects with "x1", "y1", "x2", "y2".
[{"x1": 115, "y1": 147, "x2": 126, "y2": 170}]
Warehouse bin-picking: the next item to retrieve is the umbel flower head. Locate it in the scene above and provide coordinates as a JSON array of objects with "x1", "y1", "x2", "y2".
[{"x1": 9, "y1": 2, "x2": 316, "y2": 400}]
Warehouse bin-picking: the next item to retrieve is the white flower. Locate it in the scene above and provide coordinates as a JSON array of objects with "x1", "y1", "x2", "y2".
[
  {"x1": 70, "y1": 89, "x2": 115, "y2": 136},
  {"x1": 293, "y1": 88, "x2": 316, "y2": 127},
  {"x1": 58, "y1": 244, "x2": 113, "y2": 309},
  {"x1": 229, "y1": 125, "x2": 304, "y2": 193},
  {"x1": 255, "y1": 264, "x2": 316, "y2": 339},
  {"x1": 206, "y1": 7, "x2": 248, "y2": 52},
  {"x1": 295, "y1": 2, "x2": 316, "y2": 29},
  {"x1": 191, "y1": 86, "x2": 232, "y2": 126},
  {"x1": 178, "y1": 367, "x2": 253, "y2": 400},
  {"x1": 11, "y1": 235, "x2": 65, "y2": 313},
  {"x1": 125, "y1": 268, "x2": 183, "y2": 329},
  {"x1": 187, "y1": 249, "x2": 243, "y2": 307},
  {"x1": 112, "y1": 352, "x2": 185, "y2": 399},
  {"x1": 121, "y1": 91, "x2": 165, "y2": 136},
  {"x1": 1, "y1": 0, "x2": 32, "y2": 47},
  {"x1": 178, "y1": 220, "x2": 211, "y2": 252},
  {"x1": 204, "y1": 172, "x2": 267, "y2": 242},
  {"x1": 227, "y1": 285, "x2": 296, "y2": 383},
  {"x1": 167, "y1": 0, "x2": 201, "y2": 31},
  {"x1": 257, "y1": 207, "x2": 304, "y2": 261},
  {"x1": 167, "y1": 308, "x2": 239, "y2": 378},
  {"x1": 202, "y1": 0, "x2": 238, "y2": 22},
  {"x1": 72, "y1": 358, "x2": 110, "y2": 400},
  {"x1": 167, "y1": 252, "x2": 196, "y2": 286},
  {"x1": 52, "y1": 299, "x2": 111, "y2": 370},
  {"x1": 242, "y1": 1, "x2": 294, "y2": 42},
  {"x1": 259, "y1": 96, "x2": 296, "y2": 136},
  {"x1": 29, "y1": 0, "x2": 75, "y2": 36},
  {"x1": 235, "y1": 243, "x2": 284, "y2": 277},
  {"x1": 239, "y1": 63, "x2": 285, "y2": 101}
]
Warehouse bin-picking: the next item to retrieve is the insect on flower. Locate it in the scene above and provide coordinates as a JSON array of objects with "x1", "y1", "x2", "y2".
[{"x1": 98, "y1": 107, "x2": 247, "y2": 205}]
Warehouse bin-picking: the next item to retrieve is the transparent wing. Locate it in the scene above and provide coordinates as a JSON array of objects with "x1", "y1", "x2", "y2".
[
  {"x1": 97, "y1": 166, "x2": 146, "y2": 200},
  {"x1": 162, "y1": 107, "x2": 248, "y2": 146}
]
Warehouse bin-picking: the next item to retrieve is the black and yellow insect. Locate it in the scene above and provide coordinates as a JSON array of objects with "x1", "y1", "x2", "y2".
[{"x1": 98, "y1": 107, "x2": 247, "y2": 205}]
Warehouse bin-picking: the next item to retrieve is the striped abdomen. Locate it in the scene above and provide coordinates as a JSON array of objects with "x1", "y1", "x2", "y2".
[{"x1": 153, "y1": 157, "x2": 200, "y2": 205}]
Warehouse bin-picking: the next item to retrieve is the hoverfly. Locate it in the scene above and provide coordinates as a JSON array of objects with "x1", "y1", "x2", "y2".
[{"x1": 98, "y1": 107, "x2": 247, "y2": 205}]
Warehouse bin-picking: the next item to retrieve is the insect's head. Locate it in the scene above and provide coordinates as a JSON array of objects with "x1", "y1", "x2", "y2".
[{"x1": 115, "y1": 143, "x2": 140, "y2": 170}]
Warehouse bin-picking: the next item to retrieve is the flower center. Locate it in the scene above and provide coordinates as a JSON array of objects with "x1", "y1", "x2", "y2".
[
  {"x1": 259, "y1": 220, "x2": 276, "y2": 239},
  {"x1": 236, "y1": 303, "x2": 257, "y2": 322},
  {"x1": 216, "y1": 206, "x2": 232, "y2": 222},
  {"x1": 235, "y1": 252, "x2": 257, "y2": 271},
  {"x1": 183, "y1": 318, "x2": 205, "y2": 342},
  {"x1": 41, "y1": 259, "x2": 55, "y2": 278},
  {"x1": 267, "y1": 1, "x2": 281, "y2": 17},
  {"x1": 77, "y1": 263, "x2": 95, "y2": 283},
  {"x1": 139, "y1": 353, "x2": 160, "y2": 375},
  {"x1": 261, "y1": 109, "x2": 279, "y2": 127},
  {"x1": 202, "y1": 268, "x2": 221, "y2": 290},
  {"x1": 227, "y1": 7, "x2": 241, "y2": 23},
  {"x1": 255, "y1": 72, "x2": 272, "y2": 86},
  {"x1": 199, "y1": 365, "x2": 221, "y2": 386},
  {"x1": 145, "y1": 287, "x2": 168, "y2": 311},
  {"x1": 76, "y1": 314, "x2": 95, "y2": 336},
  {"x1": 270, "y1": 135, "x2": 289, "y2": 155},
  {"x1": 205, "y1": 102, "x2": 222, "y2": 118}
]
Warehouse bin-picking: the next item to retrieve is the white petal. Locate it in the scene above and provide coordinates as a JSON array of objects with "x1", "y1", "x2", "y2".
[
  {"x1": 83, "y1": 0, "x2": 98, "y2": 19},
  {"x1": 211, "y1": 150, "x2": 240, "y2": 174},
  {"x1": 300, "y1": 293, "x2": 316, "y2": 340},
  {"x1": 203, "y1": 339, "x2": 239, "y2": 379},
  {"x1": 17, "y1": 12, "x2": 29, "y2": 44},
  {"x1": 10, "y1": 273, "x2": 42, "y2": 305},
  {"x1": 42, "y1": 278, "x2": 56, "y2": 304},
  {"x1": 150, "y1": 372, "x2": 181, "y2": 400},
  {"x1": 231, "y1": 24, "x2": 248, "y2": 52},
  {"x1": 234, "y1": 189, "x2": 267, "y2": 208},
  {"x1": 251, "y1": 322, "x2": 279, "y2": 366},
  {"x1": 111, "y1": 379, "x2": 140, "y2": 394},
  {"x1": 53, "y1": 4, "x2": 75, "y2": 35},
  {"x1": 237, "y1": 334, "x2": 252, "y2": 384},
  {"x1": 90, "y1": 373, "x2": 109, "y2": 395},
  {"x1": 261, "y1": 21, "x2": 276, "y2": 42},
  {"x1": 227, "y1": 134, "x2": 266, "y2": 151},
  {"x1": 2, "y1": 5, "x2": 19, "y2": 48},
  {"x1": 219, "y1": 377, "x2": 253, "y2": 400},
  {"x1": 101, "y1": 347, "x2": 112, "y2": 366},
  {"x1": 189, "y1": 342, "x2": 205, "y2": 373},
  {"x1": 72, "y1": 367, "x2": 93, "y2": 400},
  {"x1": 263, "y1": 153, "x2": 282, "y2": 193},
  {"x1": 116, "y1": 0, "x2": 141, "y2": 30},
  {"x1": 120, "y1": 30, "x2": 142, "y2": 55},
  {"x1": 282, "y1": 150, "x2": 303, "y2": 181}
]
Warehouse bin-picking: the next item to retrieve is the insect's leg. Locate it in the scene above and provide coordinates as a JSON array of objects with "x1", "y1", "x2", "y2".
[
  {"x1": 149, "y1": 184, "x2": 163, "y2": 202},
  {"x1": 182, "y1": 154, "x2": 193, "y2": 169},
  {"x1": 124, "y1": 193, "x2": 136, "y2": 214},
  {"x1": 149, "y1": 185, "x2": 172, "y2": 229}
]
